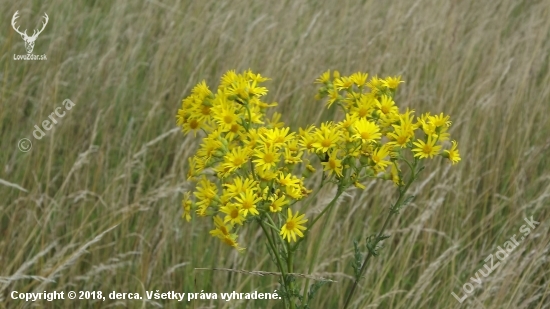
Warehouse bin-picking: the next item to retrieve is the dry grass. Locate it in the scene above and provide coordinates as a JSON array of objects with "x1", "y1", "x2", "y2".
[{"x1": 1, "y1": 0, "x2": 549, "y2": 308}]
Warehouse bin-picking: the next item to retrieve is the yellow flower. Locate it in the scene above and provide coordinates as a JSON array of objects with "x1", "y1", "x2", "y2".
[
  {"x1": 299, "y1": 126, "x2": 317, "y2": 153},
  {"x1": 383, "y1": 76, "x2": 404, "y2": 89},
  {"x1": 266, "y1": 112, "x2": 285, "y2": 128},
  {"x1": 412, "y1": 135, "x2": 442, "y2": 159},
  {"x1": 315, "y1": 70, "x2": 331, "y2": 84},
  {"x1": 366, "y1": 75, "x2": 384, "y2": 94},
  {"x1": 253, "y1": 144, "x2": 280, "y2": 172},
  {"x1": 194, "y1": 176, "x2": 218, "y2": 207},
  {"x1": 209, "y1": 215, "x2": 232, "y2": 238},
  {"x1": 261, "y1": 127, "x2": 294, "y2": 148},
  {"x1": 220, "y1": 70, "x2": 239, "y2": 89},
  {"x1": 379, "y1": 112, "x2": 400, "y2": 130},
  {"x1": 268, "y1": 195, "x2": 289, "y2": 213},
  {"x1": 176, "y1": 107, "x2": 187, "y2": 128},
  {"x1": 418, "y1": 117, "x2": 436, "y2": 136},
  {"x1": 190, "y1": 103, "x2": 213, "y2": 124},
  {"x1": 285, "y1": 186, "x2": 304, "y2": 200},
  {"x1": 243, "y1": 102, "x2": 266, "y2": 124},
  {"x1": 223, "y1": 176, "x2": 257, "y2": 198},
  {"x1": 212, "y1": 92, "x2": 240, "y2": 132},
  {"x1": 353, "y1": 118, "x2": 382, "y2": 143},
  {"x1": 196, "y1": 203, "x2": 209, "y2": 217},
  {"x1": 226, "y1": 74, "x2": 268, "y2": 100},
  {"x1": 247, "y1": 70, "x2": 270, "y2": 83},
  {"x1": 418, "y1": 113, "x2": 451, "y2": 142},
  {"x1": 387, "y1": 127, "x2": 411, "y2": 148},
  {"x1": 196, "y1": 135, "x2": 223, "y2": 160},
  {"x1": 377, "y1": 95, "x2": 398, "y2": 115},
  {"x1": 334, "y1": 76, "x2": 354, "y2": 91},
  {"x1": 429, "y1": 112, "x2": 452, "y2": 128},
  {"x1": 220, "y1": 233, "x2": 245, "y2": 252},
  {"x1": 390, "y1": 163, "x2": 403, "y2": 186},
  {"x1": 187, "y1": 157, "x2": 201, "y2": 180},
  {"x1": 351, "y1": 94, "x2": 376, "y2": 118},
  {"x1": 444, "y1": 140, "x2": 461, "y2": 165},
  {"x1": 191, "y1": 80, "x2": 213, "y2": 98},
  {"x1": 321, "y1": 150, "x2": 343, "y2": 177},
  {"x1": 221, "y1": 147, "x2": 250, "y2": 175},
  {"x1": 243, "y1": 128, "x2": 262, "y2": 149},
  {"x1": 283, "y1": 147, "x2": 303, "y2": 165},
  {"x1": 181, "y1": 192, "x2": 193, "y2": 222},
  {"x1": 280, "y1": 208, "x2": 308, "y2": 242},
  {"x1": 234, "y1": 189, "x2": 262, "y2": 217},
  {"x1": 338, "y1": 113, "x2": 358, "y2": 130},
  {"x1": 371, "y1": 145, "x2": 392, "y2": 172},
  {"x1": 220, "y1": 203, "x2": 246, "y2": 225},
  {"x1": 180, "y1": 116, "x2": 205, "y2": 136},
  {"x1": 394, "y1": 108, "x2": 416, "y2": 134},
  {"x1": 326, "y1": 88, "x2": 340, "y2": 108},
  {"x1": 277, "y1": 172, "x2": 301, "y2": 190},
  {"x1": 312, "y1": 123, "x2": 341, "y2": 153},
  {"x1": 349, "y1": 72, "x2": 368, "y2": 87}
]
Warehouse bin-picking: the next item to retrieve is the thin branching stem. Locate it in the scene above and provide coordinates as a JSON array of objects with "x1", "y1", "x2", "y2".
[{"x1": 343, "y1": 160, "x2": 418, "y2": 309}]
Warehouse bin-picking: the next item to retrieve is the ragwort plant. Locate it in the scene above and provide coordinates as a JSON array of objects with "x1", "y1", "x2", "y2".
[{"x1": 176, "y1": 69, "x2": 460, "y2": 308}]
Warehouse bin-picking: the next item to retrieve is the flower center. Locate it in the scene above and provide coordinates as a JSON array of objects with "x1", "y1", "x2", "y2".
[
  {"x1": 397, "y1": 135, "x2": 407, "y2": 144},
  {"x1": 242, "y1": 200, "x2": 252, "y2": 209},
  {"x1": 233, "y1": 157, "x2": 244, "y2": 166},
  {"x1": 361, "y1": 132, "x2": 371, "y2": 140},
  {"x1": 224, "y1": 115, "x2": 234, "y2": 124},
  {"x1": 358, "y1": 108, "x2": 368, "y2": 117},
  {"x1": 321, "y1": 139, "x2": 332, "y2": 148},
  {"x1": 286, "y1": 221, "x2": 295, "y2": 230},
  {"x1": 423, "y1": 144, "x2": 433, "y2": 154},
  {"x1": 263, "y1": 153, "x2": 275, "y2": 163},
  {"x1": 270, "y1": 203, "x2": 280, "y2": 211},
  {"x1": 189, "y1": 119, "x2": 199, "y2": 129},
  {"x1": 230, "y1": 124, "x2": 240, "y2": 133}
]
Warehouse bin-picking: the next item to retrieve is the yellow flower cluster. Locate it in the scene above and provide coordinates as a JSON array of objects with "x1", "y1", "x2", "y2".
[
  {"x1": 177, "y1": 69, "x2": 460, "y2": 251},
  {"x1": 313, "y1": 70, "x2": 460, "y2": 183}
]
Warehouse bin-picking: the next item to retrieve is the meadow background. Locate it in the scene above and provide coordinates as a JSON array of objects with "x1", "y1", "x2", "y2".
[{"x1": 1, "y1": 0, "x2": 549, "y2": 308}]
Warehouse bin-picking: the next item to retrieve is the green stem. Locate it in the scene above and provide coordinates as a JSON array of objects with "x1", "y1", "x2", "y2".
[
  {"x1": 265, "y1": 214, "x2": 288, "y2": 257},
  {"x1": 342, "y1": 162, "x2": 417, "y2": 309},
  {"x1": 287, "y1": 243, "x2": 296, "y2": 308},
  {"x1": 258, "y1": 220, "x2": 290, "y2": 309},
  {"x1": 249, "y1": 161, "x2": 257, "y2": 180}
]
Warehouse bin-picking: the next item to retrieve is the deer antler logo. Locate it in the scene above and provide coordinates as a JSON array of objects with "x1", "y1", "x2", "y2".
[{"x1": 11, "y1": 11, "x2": 49, "y2": 54}]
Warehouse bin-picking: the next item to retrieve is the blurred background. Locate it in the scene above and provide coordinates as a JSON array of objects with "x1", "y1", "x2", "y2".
[{"x1": 1, "y1": 0, "x2": 549, "y2": 308}]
